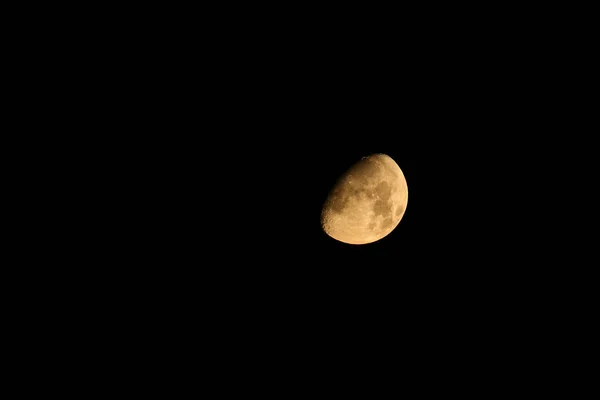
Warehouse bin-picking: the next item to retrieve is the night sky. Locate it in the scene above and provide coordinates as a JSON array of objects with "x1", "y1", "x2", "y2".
[
  {"x1": 135, "y1": 134, "x2": 422, "y2": 317},
  {"x1": 120, "y1": 23, "x2": 435, "y2": 324},
  {"x1": 96, "y1": 7, "x2": 583, "y2": 375},
  {"x1": 45, "y1": 4, "x2": 592, "y2": 389}
]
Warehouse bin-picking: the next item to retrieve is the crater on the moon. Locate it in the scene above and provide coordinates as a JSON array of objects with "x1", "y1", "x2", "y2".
[
  {"x1": 328, "y1": 186, "x2": 350, "y2": 213},
  {"x1": 396, "y1": 204, "x2": 405, "y2": 217},
  {"x1": 352, "y1": 158, "x2": 380, "y2": 182},
  {"x1": 373, "y1": 199, "x2": 391, "y2": 217},
  {"x1": 375, "y1": 181, "x2": 391, "y2": 200},
  {"x1": 381, "y1": 217, "x2": 393, "y2": 230}
]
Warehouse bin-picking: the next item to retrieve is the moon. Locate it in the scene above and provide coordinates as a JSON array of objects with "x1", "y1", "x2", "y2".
[{"x1": 321, "y1": 153, "x2": 408, "y2": 245}]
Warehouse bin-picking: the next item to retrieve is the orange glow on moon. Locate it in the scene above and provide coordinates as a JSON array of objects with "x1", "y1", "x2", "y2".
[{"x1": 321, "y1": 153, "x2": 408, "y2": 244}]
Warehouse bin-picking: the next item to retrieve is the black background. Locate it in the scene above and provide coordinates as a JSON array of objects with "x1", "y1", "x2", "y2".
[
  {"x1": 59, "y1": 5, "x2": 594, "y2": 382},
  {"x1": 103, "y1": 13, "x2": 530, "y2": 319},
  {"x1": 5, "y1": 3, "x2": 594, "y2": 394}
]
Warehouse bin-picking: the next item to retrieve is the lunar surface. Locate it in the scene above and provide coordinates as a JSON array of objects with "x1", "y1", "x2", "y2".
[{"x1": 321, "y1": 153, "x2": 408, "y2": 245}]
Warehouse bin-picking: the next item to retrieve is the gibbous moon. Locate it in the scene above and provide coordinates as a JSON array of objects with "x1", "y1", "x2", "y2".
[{"x1": 321, "y1": 153, "x2": 408, "y2": 245}]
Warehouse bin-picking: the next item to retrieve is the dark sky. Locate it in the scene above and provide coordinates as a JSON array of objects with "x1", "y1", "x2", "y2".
[
  {"x1": 117, "y1": 19, "x2": 463, "y2": 322},
  {"x1": 99, "y1": 5, "x2": 586, "y2": 358},
  {"x1": 131, "y1": 134, "x2": 423, "y2": 314},
  {"x1": 79, "y1": 8, "x2": 591, "y2": 379}
]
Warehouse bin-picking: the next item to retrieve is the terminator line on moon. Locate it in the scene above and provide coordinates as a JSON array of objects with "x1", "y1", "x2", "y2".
[{"x1": 321, "y1": 153, "x2": 408, "y2": 245}]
